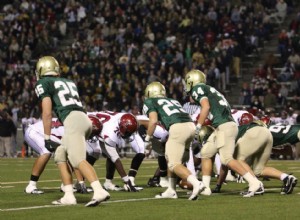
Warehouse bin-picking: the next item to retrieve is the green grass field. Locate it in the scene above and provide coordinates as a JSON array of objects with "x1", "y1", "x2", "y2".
[{"x1": 0, "y1": 158, "x2": 299, "y2": 220}]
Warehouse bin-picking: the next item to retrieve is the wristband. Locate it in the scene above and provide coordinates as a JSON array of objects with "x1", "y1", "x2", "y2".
[{"x1": 44, "y1": 134, "x2": 50, "y2": 140}]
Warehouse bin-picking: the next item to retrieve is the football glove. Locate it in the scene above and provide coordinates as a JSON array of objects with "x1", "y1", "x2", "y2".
[
  {"x1": 44, "y1": 139, "x2": 60, "y2": 152},
  {"x1": 124, "y1": 179, "x2": 139, "y2": 192},
  {"x1": 195, "y1": 124, "x2": 202, "y2": 140},
  {"x1": 144, "y1": 135, "x2": 152, "y2": 154}
]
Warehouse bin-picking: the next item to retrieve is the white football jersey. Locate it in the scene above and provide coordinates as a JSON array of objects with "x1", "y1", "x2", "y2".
[
  {"x1": 88, "y1": 111, "x2": 144, "y2": 162},
  {"x1": 21, "y1": 117, "x2": 39, "y2": 132},
  {"x1": 88, "y1": 111, "x2": 126, "y2": 148},
  {"x1": 24, "y1": 118, "x2": 101, "y2": 158},
  {"x1": 136, "y1": 115, "x2": 169, "y2": 142}
]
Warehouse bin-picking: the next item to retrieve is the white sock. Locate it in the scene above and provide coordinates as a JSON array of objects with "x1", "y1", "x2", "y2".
[
  {"x1": 105, "y1": 179, "x2": 112, "y2": 184},
  {"x1": 202, "y1": 175, "x2": 211, "y2": 188},
  {"x1": 63, "y1": 184, "x2": 74, "y2": 198},
  {"x1": 29, "y1": 181, "x2": 37, "y2": 187},
  {"x1": 91, "y1": 180, "x2": 103, "y2": 195},
  {"x1": 280, "y1": 173, "x2": 288, "y2": 181},
  {"x1": 243, "y1": 172, "x2": 258, "y2": 185},
  {"x1": 187, "y1": 174, "x2": 199, "y2": 188}
]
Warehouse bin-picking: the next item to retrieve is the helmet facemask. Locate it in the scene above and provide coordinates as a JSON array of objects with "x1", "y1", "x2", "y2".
[
  {"x1": 184, "y1": 69, "x2": 206, "y2": 94},
  {"x1": 118, "y1": 113, "x2": 138, "y2": 140}
]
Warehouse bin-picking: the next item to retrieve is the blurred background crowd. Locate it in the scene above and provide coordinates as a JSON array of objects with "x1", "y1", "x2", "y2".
[{"x1": 0, "y1": 0, "x2": 300, "y2": 157}]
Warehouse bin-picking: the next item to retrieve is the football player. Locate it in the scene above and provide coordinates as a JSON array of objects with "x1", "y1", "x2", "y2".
[
  {"x1": 137, "y1": 114, "x2": 169, "y2": 188},
  {"x1": 34, "y1": 56, "x2": 109, "y2": 206},
  {"x1": 262, "y1": 115, "x2": 300, "y2": 160},
  {"x1": 143, "y1": 81, "x2": 205, "y2": 200},
  {"x1": 182, "y1": 98, "x2": 201, "y2": 177},
  {"x1": 231, "y1": 109, "x2": 255, "y2": 125},
  {"x1": 24, "y1": 115, "x2": 102, "y2": 194},
  {"x1": 88, "y1": 111, "x2": 143, "y2": 192},
  {"x1": 225, "y1": 110, "x2": 255, "y2": 182},
  {"x1": 183, "y1": 69, "x2": 262, "y2": 197},
  {"x1": 213, "y1": 120, "x2": 298, "y2": 195},
  {"x1": 269, "y1": 123, "x2": 300, "y2": 158}
]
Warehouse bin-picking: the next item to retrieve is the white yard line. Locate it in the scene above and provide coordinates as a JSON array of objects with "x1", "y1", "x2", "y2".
[{"x1": 0, "y1": 197, "x2": 159, "y2": 212}]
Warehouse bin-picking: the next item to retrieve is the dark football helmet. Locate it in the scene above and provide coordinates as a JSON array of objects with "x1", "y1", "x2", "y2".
[
  {"x1": 88, "y1": 115, "x2": 103, "y2": 141},
  {"x1": 238, "y1": 113, "x2": 254, "y2": 126},
  {"x1": 118, "y1": 113, "x2": 138, "y2": 139}
]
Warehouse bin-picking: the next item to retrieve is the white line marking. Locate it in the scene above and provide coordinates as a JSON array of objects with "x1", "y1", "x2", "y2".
[
  {"x1": 0, "y1": 197, "x2": 158, "y2": 211},
  {"x1": 0, "y1": 186, "x2": 14, "y2": 188},
  {"x1": 1, "y1": 175, "x2": 154, "y2": 185}
]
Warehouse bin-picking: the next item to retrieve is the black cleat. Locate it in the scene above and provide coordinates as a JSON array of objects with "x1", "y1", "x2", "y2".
[
  {"x1": 281, "y1": 175, "x2": 297, "y2": 195},
  {"x1": 147, "y1": 177, "x2": 160, "y2": 187}
]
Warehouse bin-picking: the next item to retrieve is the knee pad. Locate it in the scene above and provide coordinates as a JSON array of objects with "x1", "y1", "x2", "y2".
[{"x1": 54, "y1": 146, "x2": 67, "y2": 164}]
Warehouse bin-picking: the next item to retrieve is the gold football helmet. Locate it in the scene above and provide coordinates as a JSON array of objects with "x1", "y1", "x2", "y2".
[
  {"x1": 184, "y1": 69, "x2": 206, "y2": 93},
  {"x1": 198, "y1": 125, "x2": 214, "y2": 143},
  {"x1": 35, "y1": 56, "x2": 60, "y2": 80},
  {"x1": 144, "y1": 81, "x2": 166, "y2": 99}
]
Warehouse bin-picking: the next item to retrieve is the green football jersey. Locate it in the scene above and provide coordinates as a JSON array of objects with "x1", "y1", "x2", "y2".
[
  {"x1": 35, "y1": 77, "x2": 84, "y2": 122},
  {"x1": 268, "y1": 124, "x2": 300, "y2": 147},
  {"x1": 190, "y1": 84, "x2": 234, "y2": 127},
  {"x1": 142, "y1": 97, "x2": 192, "y2": 130}
]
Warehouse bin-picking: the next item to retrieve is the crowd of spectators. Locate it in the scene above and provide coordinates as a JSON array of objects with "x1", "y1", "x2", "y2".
[
  {"x1": 238, "y1": 1, "x2": 300, "y2": 119},
  {"x1": 0, "y1": 0, "x2": 298, "y2": 133}
]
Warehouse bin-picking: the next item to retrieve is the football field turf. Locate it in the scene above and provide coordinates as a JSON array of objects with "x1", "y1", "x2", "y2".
[{"x1": 0, "y1": 158, "x2": 299, "y2": 220}]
